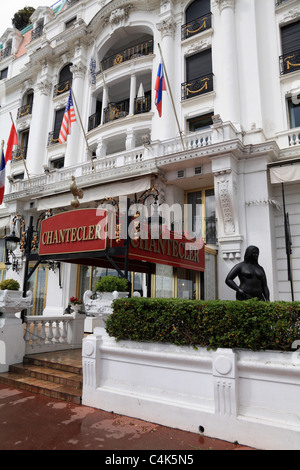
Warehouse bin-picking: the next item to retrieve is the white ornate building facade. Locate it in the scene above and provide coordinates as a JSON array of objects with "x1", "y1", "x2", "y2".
[{"x1": 0, "y1": 0, "x2": 299, "y2": 316}]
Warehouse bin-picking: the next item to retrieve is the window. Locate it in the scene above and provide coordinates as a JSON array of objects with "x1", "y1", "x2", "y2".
[
  {"x1": 49, "y1": 108, "x2": 65, "y2": 144},
  {"x1": 186, "y1": 188, "x2": 216, "y2": 244},
  {"x1": 51, "y1": 157, "x2": 64, "y2": 169},
  {"x1": 27, "y1": 264, "x2": 48, "y2": 315},
  {"x1": 53, "y1": 63, "x2": 73, "y2": 96},
  {"x1": 65, "y1": 17, "x2": 77, "y2": 29},
  {"x1": 188, "y1": 113, "x2": 213, "y2": 131},
  {"x1": 280, "y1": 20, "x2": 300, "y2": 74},
  {"x1": 0, "y1": 68, "x2": 8, "y2": 80},
  {"x1": 0, "y1": 239, "x2": 7, "y2": 283},
  {"x1": 182, "y1": 49, "x2": 213, "y2": 99},
  {"x1": 182, "y1": 0, "x2": 211, "y2": 40},
  {"x1": 288, "y1": 96, "x2": 300, "y2": 128}
]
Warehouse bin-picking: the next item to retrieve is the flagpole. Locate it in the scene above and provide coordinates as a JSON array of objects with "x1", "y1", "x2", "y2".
[
  {"x1": 9, "y1": 112, "x2": 32, "y2": 186},
  {"x1": 70, "y1": 86, "x2": 96, "y2": 173},
  {"x1": 157, "y1": 43, "x2": 185, "y2": 151}
]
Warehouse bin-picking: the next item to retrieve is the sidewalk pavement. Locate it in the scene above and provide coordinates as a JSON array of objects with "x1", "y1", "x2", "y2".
[{"x1": 0, "y1": 383, "x2": 255, "y2": 452}]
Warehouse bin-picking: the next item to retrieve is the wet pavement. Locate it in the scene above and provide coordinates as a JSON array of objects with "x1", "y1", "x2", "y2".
[{"x1": 0, "y1": 383, "x2": 256, "y2": 452}]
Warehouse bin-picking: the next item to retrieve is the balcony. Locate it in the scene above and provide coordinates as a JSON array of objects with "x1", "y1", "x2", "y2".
[
  {"x1": 181, "y1": 73, "x2": 214, "y2": 100},
  {"x1": 12, "y1": 146, "x2": 27, "y2": 162},
  {"x1": 280, "y1": 49, "x2": 300, "y2": 75},
  {"x1": 181, "y1": 12, "x2": 212, "y2": 41},
  {"x1": 88, "y1": 95, "x2": 152, "y2": 131},
  {"x1": 53, "y1": 79, "x2": 72, "y2": 97},
  {"x1": 31, "y1": 24, "x2": 44, "y2": 42},
  {"x1": 0, "y1": 46, "x2": 12, "y2": 61},
  {"x1": 101, "y1": 39, "x2": 154, "y2": 72},
  {"x1": 47, "y1": 131, "x2": 60, "y2": 146},
  {"x1": 103, "y1": 101, "x2": 129, "y2": 124},
  {"x1": 17, "y1": 103, "x2": 33, "y2": 119}
]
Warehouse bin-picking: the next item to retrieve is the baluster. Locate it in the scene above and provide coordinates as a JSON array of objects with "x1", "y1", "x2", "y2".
[
  {"x1": 47, "y1": 320, "x2": 54, "y2": 343},
  {"x1": 32, "y1": 321, "x2": 38, "y2": 346},
  {"x1": 24, "y1": 320, "x2": 32, "y2": 343},
  {"x1": 54, "y1": 320, "x2": 61, "y2": 343},
  {"x1": 40, "y1": 321, "x2": 46, "y2": 345},
  {"x1": 61, "y1": 320, "x2": 68, "y2": 344}
]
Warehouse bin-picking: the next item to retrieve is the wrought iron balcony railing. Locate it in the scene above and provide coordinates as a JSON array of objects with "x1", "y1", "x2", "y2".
[
  {"x1": 101, "y1": 39, "x2": 153, "y2": 72},
  {"x1": 17, "y1": 103, "x2": 33, "y2": 119},
  {"x1": 31, "y1": 24, "x2": 44, "y2": 42},
  {"x1": 134, "y1": 94, "x2": 151, "y2": 114},
  {"x1": 88, "y1": 94, "x2": 151, "y2": 131},
  {"x1": 53, "y1": 79, "x2": 72, "y2": 97},
  {"x1": 103, "y1": 101, "x2": 129, "y2": 124},
  {"x1": 181, "y1": 12, "x2": 212, "y2": 40},
  {"x1": 12, "y1": 146, "x2": 28, "y2": 162},
  {"x1": 280, "y1": 49, "x2": 300, "y2": 75},
  {"x1": 88, "y1": 111, "x2": 101, "y2": 131},
  {"x1": 0, "y1": 46, "x2": 12, "y2": 61},
  {"x1": 181, "y1": 73, "x2": 213, "y2": 100},
  {"x1": 47, "y1": 131, "x2": 60, "y2": 146}
]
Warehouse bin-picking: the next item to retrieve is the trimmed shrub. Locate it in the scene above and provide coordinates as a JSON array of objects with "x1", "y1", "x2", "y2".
[
  {"x1": 105, "y1": 297, "x2": 300, "y2": 351},
  {"x1": 94, "y1": 275, "x2": 128, "y2": 293},
  {"x1": 0, "y1": 279, "x2": 20, "y2": 291}
]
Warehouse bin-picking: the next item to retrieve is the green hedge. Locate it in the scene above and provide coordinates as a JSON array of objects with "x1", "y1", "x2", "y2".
[{"x1": 105, "y1": 297, "x2": 300, "y2": 351}]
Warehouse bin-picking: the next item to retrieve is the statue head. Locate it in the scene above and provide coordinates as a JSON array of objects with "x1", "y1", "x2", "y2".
[{"x1": 244, "y1": 245, "x2": 259, "y2": 264}]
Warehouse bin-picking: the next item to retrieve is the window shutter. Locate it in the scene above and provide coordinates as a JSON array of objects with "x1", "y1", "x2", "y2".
[
  {"x1": 186, "y1": 49, "x2": 212, "y2": 81},
  {"x1": 281, "y1": 21, "x2": 300, "y2": 54}
]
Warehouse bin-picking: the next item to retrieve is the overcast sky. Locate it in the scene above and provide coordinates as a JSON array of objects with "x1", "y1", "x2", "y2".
[{"x1": 0, "y1": 1, "x2": 56, "y2": 39}]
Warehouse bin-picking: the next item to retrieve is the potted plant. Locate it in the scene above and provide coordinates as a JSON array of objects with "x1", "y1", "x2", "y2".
[
  {"x1": 83, "y1": 276, "x2": 129, "y2": 329},
  {"x1": 0, "y1": 278, "x2": 32, "y2": 316},
  {"x1": 94, "y1": 275, "x2": 129, "y2": 296},
  {"x1": 68, "y1": 296, "x2": 84, "y2": 314}
]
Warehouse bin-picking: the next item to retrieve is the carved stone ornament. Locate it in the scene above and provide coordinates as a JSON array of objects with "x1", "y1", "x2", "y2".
[
  {"x1": 109, "y1": 6, "x2": 133, "y2": 26},
  {"x1": 215, "y1": 0, "x2": 236, "y2": 13},
  {"x1": 156, "y1": 17, "x2": 176, "y2": 38},
  {"x1": 70, "y1": 62, "x2": 87, "y2": 79},
  {"x1": 36, "y1": 80, "x2": 52, "y2": 96},
  {"x1": 214, "y1": 170, "x2": 237, "y2": 236}
]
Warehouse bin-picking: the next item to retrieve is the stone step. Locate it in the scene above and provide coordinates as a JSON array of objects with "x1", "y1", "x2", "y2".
[
  {"x1": 9, "y1": 363, "x2": 82, "y2": 389},
  {"x1": 0, "y1": 350, "x2": 83, "y2": 405}
]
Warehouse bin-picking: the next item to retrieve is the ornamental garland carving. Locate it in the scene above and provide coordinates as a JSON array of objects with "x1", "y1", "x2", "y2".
[{"x1": 214, "y1": 170, "x2": 237, "y2": 236}]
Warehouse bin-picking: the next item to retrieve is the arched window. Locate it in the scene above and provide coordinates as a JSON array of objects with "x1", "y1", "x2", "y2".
[
  {"x1": 182, "y1": 0, "x2": 211, "y2": 40},
  {"x1": 186, "y1": 0, "x2": 210, "y2": 22},
  {"x1": 53, "y1": 63, "x2": 73, "y2": 96}
]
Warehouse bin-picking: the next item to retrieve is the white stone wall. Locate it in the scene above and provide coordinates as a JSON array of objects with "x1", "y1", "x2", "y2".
[{"x1": 82, "y1": 328, "x2": 300, "y2": 450}]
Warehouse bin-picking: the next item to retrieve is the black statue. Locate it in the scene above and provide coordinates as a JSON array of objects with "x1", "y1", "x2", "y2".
[{"x1": 225, "y1": 246, "x2": 270, "y2": 301}]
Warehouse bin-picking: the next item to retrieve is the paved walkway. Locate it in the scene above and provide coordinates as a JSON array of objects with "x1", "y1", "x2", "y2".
[{"x1": 0, "y1": 384, "x2": 255, "y2": 452}]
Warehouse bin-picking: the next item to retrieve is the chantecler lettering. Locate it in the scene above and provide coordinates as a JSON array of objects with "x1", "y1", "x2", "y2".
[{"x1": 41, "y1": 224, "x2": 102, "y2": 245}]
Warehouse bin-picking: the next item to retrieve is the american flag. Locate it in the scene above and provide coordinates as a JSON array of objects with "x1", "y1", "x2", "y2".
[{"x1": 59, "y1": 90, "x2": 76, "y2": 144}]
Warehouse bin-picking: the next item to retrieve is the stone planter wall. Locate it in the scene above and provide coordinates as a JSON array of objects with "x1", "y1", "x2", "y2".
[{"x1": 82, "y1": 327, "x2": 300, "y2": 450}]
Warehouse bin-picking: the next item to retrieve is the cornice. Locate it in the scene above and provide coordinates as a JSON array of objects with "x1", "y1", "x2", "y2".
[{"x1": 3, "y1": 160, "x2": 160, "y2": 204}]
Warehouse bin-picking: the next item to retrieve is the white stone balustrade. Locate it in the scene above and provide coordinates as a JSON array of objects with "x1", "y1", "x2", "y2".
[{"x1": 24, "y1": 312, "x2": 85, "y2": 354}]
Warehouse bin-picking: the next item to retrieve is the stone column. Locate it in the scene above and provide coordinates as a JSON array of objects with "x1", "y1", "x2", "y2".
[
  {"x1": 26, "y1": 79, "x2": 52, "y2": 175},
  {"x1": 217, "y1": 0, "x2": 241, "y2": 128},
  {"x1": 64, "y1": 61, "x2": 86, "y2": 167},
  {"x1": 129, "y1": 73, "x2": 137, "y2": 115},
  {"x1": 101, "y1": 86, "x2": 108, "y2": 125},
  {"x1": 152, "y1": 15, "x2": 177, "y2": 142}
]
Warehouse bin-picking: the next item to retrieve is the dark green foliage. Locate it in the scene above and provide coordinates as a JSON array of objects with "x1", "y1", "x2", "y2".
[
  {"x1": 12, "y1": 6, "x2": 35, "y2": 30},
  {"x1": 105, "y1": 298, "x2": 300, "y2": 351},
  {"x1": 0, "y1": 279, "x2": 20, "y2": 290},
  {"x1": 94, "y1": 275, "x2": 128, "y2": 293}
]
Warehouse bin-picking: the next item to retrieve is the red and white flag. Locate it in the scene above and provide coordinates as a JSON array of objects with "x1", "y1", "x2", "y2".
[{"x1": 59, "y1": 90, "x2": 76, "y2": 144}]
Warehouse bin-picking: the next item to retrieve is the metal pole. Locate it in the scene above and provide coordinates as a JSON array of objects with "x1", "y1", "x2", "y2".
[{"x1": 282, "y1": 183, "x2": 294, "y2": 301}]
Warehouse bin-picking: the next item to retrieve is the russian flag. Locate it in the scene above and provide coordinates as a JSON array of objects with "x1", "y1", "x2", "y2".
[
  {"x1": 155, "y1": 63, "x2": 166, "y2": 117},
  {"x1": 0, "y1": 150, "x2": 6, "y2": 206}
]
